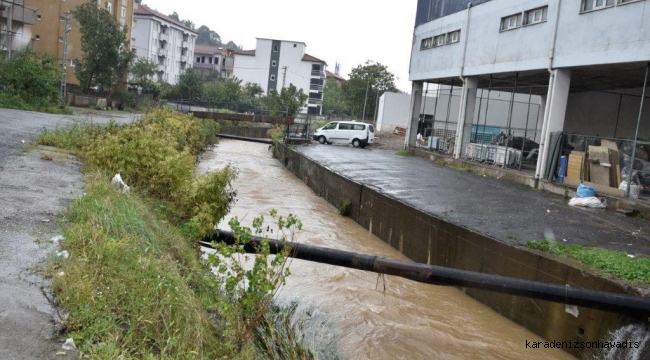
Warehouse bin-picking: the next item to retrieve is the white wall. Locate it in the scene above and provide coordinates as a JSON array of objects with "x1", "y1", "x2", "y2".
[
  {"x1": 410, "y1": 0, "x2": 650, "y2": 81},
  {"x1": 132, "y1": 16, "x2": 196, "y2": 85}
]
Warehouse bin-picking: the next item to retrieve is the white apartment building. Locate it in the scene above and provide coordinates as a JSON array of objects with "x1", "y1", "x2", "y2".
[
  {"x1": 408, "y1": 0, "x2": 650, "y2": 182},
  {"x1": 193, "y1": 44, "x2": 234, "y2": 79},
  {"x1": 132, "y1": 5, "x2": 196, "y2": 85},
  {"x1": 233, "y1": 38, "x2": 327, "y2": 115}
]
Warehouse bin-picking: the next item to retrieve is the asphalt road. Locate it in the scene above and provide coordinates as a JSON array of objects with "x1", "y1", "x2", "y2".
[
  {"x1": 0, "y1": 107, "x2": 139, "y2": 170},
  {"x1": 0, "y1": 107, "x2": 139, "y2": 359},
  {"x1": 298, "y1": 144, "x2": 650, "y2": 256}
]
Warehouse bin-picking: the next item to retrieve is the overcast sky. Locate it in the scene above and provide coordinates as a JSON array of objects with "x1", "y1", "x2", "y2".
[{"x1": 142, "y1": 0, "x2": 417, "y2": 92}]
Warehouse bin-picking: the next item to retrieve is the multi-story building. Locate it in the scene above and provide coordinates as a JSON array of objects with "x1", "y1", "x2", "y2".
[
  {"x1": 233, "y1": 38, "x2": 327, "y2": 115},
  {"x1": 25, "y1": 0, "x2": 135, "y2": 86},
  {"x1": 0, "y1": 0, "x2": 37, "y2": 55},
  {"x1": 408, "y1": 0, "x2": 650, "y2": 185},
  {"x1": 132, "y1": 5, "x2": 196, "y2": 85},
  {"x1": 193, "y1": 44, "x2": 234, "y2": 79}
]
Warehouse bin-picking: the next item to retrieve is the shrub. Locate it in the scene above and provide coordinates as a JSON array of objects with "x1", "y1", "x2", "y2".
[{"x1": 0, "y1": 49, "x2": 62, "y2": 111}]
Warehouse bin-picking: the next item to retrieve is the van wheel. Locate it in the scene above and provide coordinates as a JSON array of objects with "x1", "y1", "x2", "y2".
[
  {"x1": 318, "y1": 136, "x2": 327, "y2": 144},
  {"x1": 352, "y1": 139, "x2": 361, "y2": 148}
]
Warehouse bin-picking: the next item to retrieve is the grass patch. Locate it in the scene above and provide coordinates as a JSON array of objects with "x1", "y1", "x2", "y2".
[
  {"x1": 41, "y1": 152, "x2": 54, "y2": 161},
  {"x1": 396, "y1": 149, "x2": 412, "y2": 156},
  {"x1": 52, "y1": 175, "x2": 238, "y2": 359},
  {"x1": 448, "y1": 162, "x2": 473, "y2": 172},
  {"x1": 526, "y1": 240, "x2": 650, "y2": 283}
]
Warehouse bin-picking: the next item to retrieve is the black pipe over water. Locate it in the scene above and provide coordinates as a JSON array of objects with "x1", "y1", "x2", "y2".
[
  {"x1": 216, "y1": 134, "x2": 273, "y2": 144},
  {"x1": 203, "y1": 230, "x2": 650, "y2": 317}
]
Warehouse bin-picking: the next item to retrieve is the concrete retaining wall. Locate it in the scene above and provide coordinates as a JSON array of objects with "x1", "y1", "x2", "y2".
[
  {"x1": 219, "y1": 126, "x2": 271, "y2": 139},
  {"x1": 274, "y1": 143, "x2": 644, "y2": 359}
]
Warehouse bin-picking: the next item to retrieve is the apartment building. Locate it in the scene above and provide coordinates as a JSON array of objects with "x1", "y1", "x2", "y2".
[
  {"x1": 24, "y1": 0, "x2": 134, "y2": 86},
  {"x1": 132, "y1": 5, "x2": 196, "y2": 85},
  {"x1": 233, "y1": 38, "x2": 327, "y2": 115},
  {"x1": 408, "y1": 0, "x2": 650, "y2": 185},
  {"x1": 193, "y1": 44, "x2": 234, "y2": 79},
  {"x1": 0, "y1": 0, "x2": 37, "y2": 55}
]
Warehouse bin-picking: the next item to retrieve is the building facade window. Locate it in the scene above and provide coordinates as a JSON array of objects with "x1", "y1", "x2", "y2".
[
  {"x1": 121, "y1": 6, "x2": 127, "y2": 18},
  {"x1": 434, "y1": 34, "x2": 446, "y2": 47},
  {"x1": 273, "y1": 45, "x2": 278, "y2": 52},
  {"x1": 106, "y1": 2, "x2": 112, "y2": 14},
  {"x1": 500, "y1": 13, "x2": 522, "y2": 31},
  {"x1": 272, "y1": 60, "x2": 277, "y2": 67},
  {"x1": 524, "y1": 6, "x2": 548, "y2": 25},
  {"x1": 421, "y1": 37, "x2": 432, "y2": 50},
  {"x1": 196, "y1": 57, "x2": 200, "y2": 62},
  {"x1": 270, "y1": 74, "x2": 276, "y2": 81},
  {"x1": 446, "y1": 30, "x2": 460, "y2": 44},
  {"x1": 581, "y1": 0, "x2": 615, "y2": 12}
]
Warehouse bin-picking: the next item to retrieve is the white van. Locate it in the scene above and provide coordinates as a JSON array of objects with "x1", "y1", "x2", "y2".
[{"x1": 312, "y1": 121, "x2": 375, "y2": 148}]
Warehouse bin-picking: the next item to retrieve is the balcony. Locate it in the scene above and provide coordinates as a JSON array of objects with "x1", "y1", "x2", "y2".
[
  {"x1": 308, "y1": 98, "x2": 323, "y2": 105},
  {"x1": 180, "y1": 54, "x2": 188, "y2": 63},
  {"x1": 157, "y1": 64, "x2": 166, "y2": 72},
  {"x1": 309, "y1": 84, "x2": 324, "y2": 92},
  {"x1": 158, "y1": 48, "x2": 167, "y2": 57},
  {"x1": 159, "y1": 33, "x2": 169, "y2": 42},
  {"x1": 181, "y1": 40, "x2": 189, "y2": 49},
  {"x1": 311, "y1": 70, "x2": 324, "y2": 77}
]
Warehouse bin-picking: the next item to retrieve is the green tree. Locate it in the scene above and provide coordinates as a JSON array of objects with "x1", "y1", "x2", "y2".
[
  {"x1": 342, "y1": 61, "x2": 397, "y2": 120},
  {"x1": 0, "y1": 49, "x2": 60, "y2": 107},
  {"x1": 72, "y1": 1, "x2": 134, "y2": 92},
  {"x1": 263, "y1": 84, "x2": 308, "y2": 117},
  {"x1": 196, "y1": 25, "x2": 221, "y2": 46},
  {"x1": 178, "y1": 68, "x2": 203, "y2": 100},
  {"x1": 322, "y1": 78, "x2": 349, "y2": 117},
  {"x1": 130, "y1": 58, "x2": 157, "y2": 88},
  {"x1": 243, "y1": 82, "x2": 263, "y2": 98}
]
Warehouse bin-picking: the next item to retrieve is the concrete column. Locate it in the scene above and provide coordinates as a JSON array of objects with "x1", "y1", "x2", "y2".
[
  {"x1": 537, "y1": 69, "x2": 571, "y2": 179},
  {"x1": 453, "y1": 77, "x2": 478, "y2": 159},
  {"x1": 405, "y1": 81, "x2": 423, "y2": 147}
]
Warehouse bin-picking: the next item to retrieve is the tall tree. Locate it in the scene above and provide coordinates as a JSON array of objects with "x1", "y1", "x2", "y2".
[
  {"x1": 263, "y1": 84, "x2": 308, "y2": 117},
  {"x1": 178, "y1": 68, "x2": 204, "y2": 100},
  {"x1": 196, "y1": 25, "x2": 221, "y2": 46},
  {"x1": 342, "y1": 61, "x2": 397, "y2": 120},
  {"x1": 322, "y1": 78, "x2": 349, "y2": 117},
  {"x1": 73, "y1": 1, "x2": 134, "y2": 92},
  {"x1": 130, "y1": 58, "x2": 157, "y2": 88}
]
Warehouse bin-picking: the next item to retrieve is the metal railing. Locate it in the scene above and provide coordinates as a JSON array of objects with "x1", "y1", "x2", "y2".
[
  {"x1": 311, "y1": 70, "x2": 324, "y2": 77},
  {"x1": 309, "y1": 84, "x2": 324, "y2": 91}
]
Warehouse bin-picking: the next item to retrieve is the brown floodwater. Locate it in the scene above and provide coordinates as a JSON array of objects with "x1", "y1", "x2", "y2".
[{"x1": 198, "y1": 139, "x2": 576, "y2": 360}]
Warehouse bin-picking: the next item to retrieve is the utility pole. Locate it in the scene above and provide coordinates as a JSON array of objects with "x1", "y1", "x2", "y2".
[
  {"x1": 60, "y1": 11, "x2": 71, "y2": 103},
  {"x1": 281, "y1": 66, "x2": 287, "y2": 89},
  {"x1": 362, "y1": 76, "x2": 370, "y2": 121}
]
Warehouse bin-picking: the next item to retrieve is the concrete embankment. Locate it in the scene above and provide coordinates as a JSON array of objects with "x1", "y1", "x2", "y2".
[{"x1": 273, "y1": 142, "x2": 648, "y2": 359}]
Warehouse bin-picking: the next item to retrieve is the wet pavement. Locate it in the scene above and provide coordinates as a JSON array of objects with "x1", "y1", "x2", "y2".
[{"x1": 296, "y1": 144, "x2": 650, "y2": 256}]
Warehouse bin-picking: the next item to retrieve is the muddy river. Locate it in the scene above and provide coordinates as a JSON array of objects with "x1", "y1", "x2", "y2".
[{"x1": 198, "y1": 139, "x2": 575, "y2": 360}]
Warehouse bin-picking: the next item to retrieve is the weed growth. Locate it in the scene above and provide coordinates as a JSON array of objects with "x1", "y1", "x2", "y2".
[
  {"x1": 526, "y1": 240, "x2": 650, "y2": 283},
  {"x1": 396, "y1": 149, "x2": 412, "y2": 156}
]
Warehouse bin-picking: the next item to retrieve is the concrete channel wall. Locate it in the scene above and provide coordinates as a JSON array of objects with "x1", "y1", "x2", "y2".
[
  {"x1": 273, "y1": 143, "x2": 642, "y2": 359},
  {"x1": 219, "y1": 126, "x2": 271, "y2": 138}
]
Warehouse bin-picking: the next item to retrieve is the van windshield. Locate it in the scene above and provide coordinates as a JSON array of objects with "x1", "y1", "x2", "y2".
[{"x1": 323, "y1": 122, "x2": 338, "y2": 130}]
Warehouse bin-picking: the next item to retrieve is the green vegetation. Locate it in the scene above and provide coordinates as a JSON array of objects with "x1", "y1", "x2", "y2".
[
  {"x1": 526, "y1": 240, "x2": 650, "y2": 283},
  {"x1": 396, "y1": 149, "x2": 412, "y2": 156},
  {"x1": 263, "y1": 84, "x2": 308, "y2": 117},
  {"x1": 73, "y1": 1, "x2": 134, "y2": 93},
  {"x1": 267, "y1": 125, "x2": 285, "y2": 142},
  {"x1": 341, "y1": 61, "x2": 398, "y2": 120},
  {"x1": 41, "y1": 108, "x2": 313, "y2": 358},
  {"x1": 0, "y1": 49, "x2": 70, "y2": 113},
  {"x1": 338, "y1": 200, "x2": 352, "y2": 217}
]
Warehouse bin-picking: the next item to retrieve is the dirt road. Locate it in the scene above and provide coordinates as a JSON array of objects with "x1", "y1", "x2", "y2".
[{"x1": 0, "y1": 108, "x2": 138, "y2": 359}]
